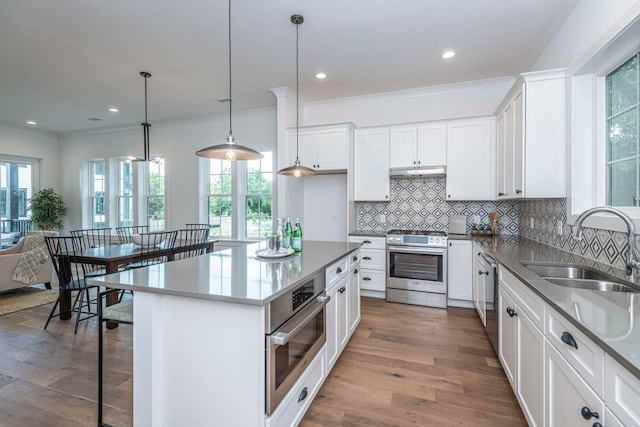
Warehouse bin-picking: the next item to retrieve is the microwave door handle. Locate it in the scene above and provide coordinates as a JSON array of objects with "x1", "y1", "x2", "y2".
[
  {"x1": 387, "y1": 246, "x2": 446, "y2": 255},
  {"x1": 270, "y1": 295, "x2": 330, "y2": 346}
]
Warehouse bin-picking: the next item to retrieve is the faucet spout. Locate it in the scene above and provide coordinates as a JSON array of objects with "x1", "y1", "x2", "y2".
[{"x1": 572, "y1": 207, "x2": 639, "y2": 280}]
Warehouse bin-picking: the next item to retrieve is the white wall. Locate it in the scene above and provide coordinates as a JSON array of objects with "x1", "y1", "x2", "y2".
[
  {"x1": 532, "y1": 0, "x2": 640, "y2": 70},
  {"x1": 302, "y1": 77, "x2": 514, "y2": 128},
  {"x1": 0, "y1": 125, "x2": 60, "y2": 191},
  {"x1": 58, "y1": 108, "x2": 276, "y2": 231}
]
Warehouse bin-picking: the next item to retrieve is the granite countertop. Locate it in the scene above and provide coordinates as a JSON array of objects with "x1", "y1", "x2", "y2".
[
  {"x1": 476, "y1": 235, "x2": 640, "y2": 378},
  {"x1": 89, "y1": 240, "x2": 361, "y2": 306}
]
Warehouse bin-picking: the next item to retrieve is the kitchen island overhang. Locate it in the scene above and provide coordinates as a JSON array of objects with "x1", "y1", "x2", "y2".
[{"x1": 89, "y1": 240, "x2": 361, "y2": 426}]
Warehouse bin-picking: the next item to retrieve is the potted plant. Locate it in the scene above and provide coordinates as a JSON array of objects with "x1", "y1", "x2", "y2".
[{"x1": 29, "y1": 188, "x2": 68, "y2": 230}]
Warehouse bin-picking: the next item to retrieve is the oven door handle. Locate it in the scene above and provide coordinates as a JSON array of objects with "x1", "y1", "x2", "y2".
[
  {"x1": 387, "y1": 245, "x2": 446, "y2": 255},
  {"x1": 270, "y1": 295, "x2": 330, "y2": 346}
]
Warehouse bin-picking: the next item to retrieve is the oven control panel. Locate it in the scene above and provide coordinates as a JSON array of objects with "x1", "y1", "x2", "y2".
[{"x1": 387, "y1": 235, "x2": 448, "y2": 247}]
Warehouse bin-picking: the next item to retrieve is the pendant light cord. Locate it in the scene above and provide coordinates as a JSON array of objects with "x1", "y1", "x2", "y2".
[
  {"x1": 228, "y1": 0, "x2": 233, "y2": 138},
  {"x1": 295, "y1": 19, "x2": 300, "y2": 162}
]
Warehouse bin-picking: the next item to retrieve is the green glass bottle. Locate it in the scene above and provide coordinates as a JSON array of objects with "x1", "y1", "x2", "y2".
[
  {"x1": 283, "y1": 218, "x2": 293, "y2": 249},
  {"x1": 292, "y1": 218, "x2": 302, "y2": 252}
]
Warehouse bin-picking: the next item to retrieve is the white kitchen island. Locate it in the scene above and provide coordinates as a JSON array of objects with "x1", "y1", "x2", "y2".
[{"x1": 90, "y1": 240, "x2": 361, "y2": 427}]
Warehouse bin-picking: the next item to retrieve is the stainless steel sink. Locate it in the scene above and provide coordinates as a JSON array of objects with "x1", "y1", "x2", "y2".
[
  {"x1": 521, "y1": 262, "x2": 640, "y2": 293},
  {"x1": 544, "y1": 277, "x2": 639, "y2": 293},
  {"x1": 521, "y1": 263, "x2": 610, "y2": 281}
]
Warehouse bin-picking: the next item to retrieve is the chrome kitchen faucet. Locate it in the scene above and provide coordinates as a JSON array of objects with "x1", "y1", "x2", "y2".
[{"x1": 571, "y1": 207, "x2": 640, "y2": 280}]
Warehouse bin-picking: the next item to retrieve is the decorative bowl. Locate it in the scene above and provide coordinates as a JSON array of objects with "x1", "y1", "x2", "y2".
[{"x1": 130, "y1": 234, "x2": 163, "y2": 247}]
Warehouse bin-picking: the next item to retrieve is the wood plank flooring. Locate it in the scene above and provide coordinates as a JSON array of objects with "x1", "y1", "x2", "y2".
[
  {"x1": 301, "y1": 298, "x2": 526, "y2": 426},
  {"x1": 0, "y1": 294, "x2": 525, "y2": 426}
]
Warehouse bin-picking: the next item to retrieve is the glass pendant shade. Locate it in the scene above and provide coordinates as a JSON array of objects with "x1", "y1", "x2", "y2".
[
  {"x1": 195, "y1": 0, "x2": 263, "y2": 161},
  {"x1": 277, "y1": 14, "x2": 315, "y2": 178}
]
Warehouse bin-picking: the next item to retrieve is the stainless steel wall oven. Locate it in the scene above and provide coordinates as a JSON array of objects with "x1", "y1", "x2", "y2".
[{"x1": 265, "y1": 271, "x2": 328, "y2": 415}]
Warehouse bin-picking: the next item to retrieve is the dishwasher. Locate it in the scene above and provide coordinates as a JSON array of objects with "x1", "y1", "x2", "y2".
[{"x1": 478, "y1": 251, "x2": 499, "y2": 355}]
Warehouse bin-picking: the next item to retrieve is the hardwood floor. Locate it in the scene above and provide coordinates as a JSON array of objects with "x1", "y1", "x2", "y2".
[
  {"x1": 0, "y1": 295, "x2": 525, "y2": 426},
  {"x1": 301, "y1": 298, "x2": 527, "y2": 426}
]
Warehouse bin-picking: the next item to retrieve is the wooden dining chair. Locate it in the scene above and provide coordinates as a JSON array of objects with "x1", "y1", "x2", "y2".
[
  {"x1": 70, "y1": 227, "x2": 112, "y2": 248},
  {"x1": 44, "y1": 236, "x2": 101, "y2": 334},
  {"x1": 126, "y1": 230, "x2": 178, "y2": 269},
  {"x1": 115, "y1": 225, "x2": 150, "y2": 244}
]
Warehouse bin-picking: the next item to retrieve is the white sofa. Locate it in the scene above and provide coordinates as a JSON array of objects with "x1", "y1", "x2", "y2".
[{"x1": 0, "y1": 231, "x2": 57, "y2": 292}]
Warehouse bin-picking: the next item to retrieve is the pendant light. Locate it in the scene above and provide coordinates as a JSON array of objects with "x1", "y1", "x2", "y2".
[
  {"x1": 277, "y1": 15, "x2": 316, "y2": 178},
  {"x1": 196, "y1": 0, "x2": 263, "y2": 161},
  {"x1": 129, "y1": 71, "x2": 156, "y2": 163}
]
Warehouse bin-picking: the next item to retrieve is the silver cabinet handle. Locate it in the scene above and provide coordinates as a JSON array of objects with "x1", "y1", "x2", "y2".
[{"x1": 270, "y1": 295, "x2": 330, "y2": 346}]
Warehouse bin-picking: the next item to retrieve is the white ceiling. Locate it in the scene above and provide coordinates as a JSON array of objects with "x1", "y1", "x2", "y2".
[{"x1": 0, "y1": 0, "x2": 579, "y2": 134}]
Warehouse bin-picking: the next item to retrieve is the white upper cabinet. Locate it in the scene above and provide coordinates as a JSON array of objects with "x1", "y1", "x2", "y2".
[
  {"x1": 496, "y1": 69, "x2": 566, "y2": 199},
  {"x1": 287, "y1": 124, "x2": 352, "y2": 171},
  {"x1": 389, "y1": 122, "x2": 446, "y2": 168},
  {"x1": 354, "y1": 127, "x2": 390, "y2": 201},
  {"x1": 446, "y1": 117, "x2": 496, "y2": 201}
]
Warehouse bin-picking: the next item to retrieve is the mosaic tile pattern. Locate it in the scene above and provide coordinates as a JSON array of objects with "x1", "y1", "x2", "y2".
[
  {"x1": 519, "y1": 198, "x2": 639, "y2": 271},
  {"x1": 356, "y1": 176, "x2": 519, "y2": 234}
]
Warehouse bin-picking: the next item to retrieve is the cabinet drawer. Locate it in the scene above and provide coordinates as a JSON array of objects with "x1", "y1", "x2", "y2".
[
  {"x1": 266, "y1": 347, "x2": 326, "y2": 427},
  {"x1": 499, "y1": 266, "x2": 545, "y2": 330},
  {"x1": 326, "y1": 257, "x2": 348, "y2": 287},
  {"x1": 360, "y1": 249, "x2": 385, "y2": 270},
  {"x1": 360, "y1": 269, "x2": 386, "y2": 291},
  {"x1": 546, "y1": 308, "x2": 604, "y2": 397},
  {"x1": 348, "y1": 250, "x2": 361, "y2": 270},
  {"x1": 348, "y1": 236, "x2": 386, "y2": 250},
  {"x1": 605, "y1": 354, "x2": 640, "y2": 427}
]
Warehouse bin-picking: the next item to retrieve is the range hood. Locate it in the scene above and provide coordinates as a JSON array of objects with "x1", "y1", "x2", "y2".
[{"x1": 389, "y1": 166, "x2": 446, "y2": 177}]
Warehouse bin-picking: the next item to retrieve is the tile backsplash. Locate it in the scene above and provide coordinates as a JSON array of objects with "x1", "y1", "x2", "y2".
[
  {"x1": 356, "y1": 176, "x2": 519, "y2": 234},
  {"x1": 520, "y1": 198, "x2": 638, "y2": 271}
]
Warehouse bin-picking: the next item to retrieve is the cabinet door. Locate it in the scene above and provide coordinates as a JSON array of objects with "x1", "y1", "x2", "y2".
[
  {"x1": 326, "y1": 284, "x2": 339, "y2": 369},
  {"x1": 337, "y1": 277, "x2": 349, "y2": 350},
  {"x1": 472, "y1": 257, "x2": 484, "y2": 323},
  {"x1": 498, "y1": 287, "x2": 517, "y2": 388},
  {"x1": 354, "y1": 129, "x2": 390, "y2": 201},
  {"x1": 546, "y1": 343, "x2": 604, "y2": 427},
  {"x1": 517, "y1": 310, "x2": 544, "y2": 427},
  {"x1": 417, "y1": 123, "x2": 446, "y2": 167},
  {"x1": 389, "y1": 126, "x2": 417, "y2": 168},
  {"x1": 496, "y1": 112, "x2": 507, "y2": 198},
  {"x1": 504, "y1": 103, "x2": 515, "y2": 198},
  {"x1": 316, "y1": 128, "x2": 348, "y2": 170},
  {"x1": 348, "y1": 266, "x2": 361, "y2": 334},
  {"x1": 512, "y1": 90, "x2": 524, "y2": 197},
  {"x1": 447, "y1": 240, "x2": 472, "y2": 302},
  {"x1": 446, "y1": 119, "x2": 495, "y2": 200},
  {"x1": 289, "y1": 130, "x2": 316, "y2": 167}
]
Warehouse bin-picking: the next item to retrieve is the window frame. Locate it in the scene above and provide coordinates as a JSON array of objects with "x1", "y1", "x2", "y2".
[
  {"x1": 0, "y1": 154, "x2": 40, "y2": 226},
  {"x1": 245, "y1": 152, "x2": 274, "y2": 239},
  {"x1": 568, "y1": 15, "x2": 640, "y2": 233}
]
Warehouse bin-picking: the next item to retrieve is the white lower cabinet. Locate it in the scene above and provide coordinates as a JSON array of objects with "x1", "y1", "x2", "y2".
[
  {"x1": 473, "y1": 255, "x2": 487, "y2": 326},
  {"x1": 447, "y1": 240, "x2": 472, "y2": 306},
  {"x1": 326, "y1": 251, "x2": 361, "y2": 372},
  {"x1": 498, "y1": 284, "x2": 545, "y2": 427},
  {"x1": 497, "y1": 264, "x2": 639, "y2": 427},
  {"x1": 348, "y1": 236, "x2": 386, "y2": 297},
  {"x1": 546, "y1": 343, "x2": 604, "y2": 427},
  {"x1": 266, "y1": 347, "x2": 326, "y2": 427}
]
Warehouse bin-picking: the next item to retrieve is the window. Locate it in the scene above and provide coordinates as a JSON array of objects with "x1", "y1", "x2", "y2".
[
  {"x1": 116, "y1": 160, "x2": 134, "y2": 227},
  {"x1": 208, "y1": 159, "x2": 232, "y2": 237},
  {"x1": 246, "y1": 152, "x2": 273, "y2": 238},
  {"x1": 147, "y1": 159, "x2": 166, "y2": 231},
  {"x1": 606, "y1": 53, "x2": 639, "y2": 207},
  {"x1": 89, "y1": 160, "x2": 106, "y2": 228},
  {"x1": 205, "y1": 150, "x2": 273, "y2": 239},
  {"x1": 84, "y1": 157, "x2": 165, "y2": 230},
  {"x1": 0, "y1": 157, "x2": 37, "y2": 232}
]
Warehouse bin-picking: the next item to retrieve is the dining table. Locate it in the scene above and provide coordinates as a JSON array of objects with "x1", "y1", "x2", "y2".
[{"x1": 58, "y1": 240, "x2": 216, "y2": 328}]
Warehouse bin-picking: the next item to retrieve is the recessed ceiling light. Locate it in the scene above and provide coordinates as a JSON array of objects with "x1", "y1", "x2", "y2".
[
  {"x1": 26, "y1": 120, "x2": 37, "y2": 125},
  {"x1": 108, "y1": 107, "x2": 119, "y2": 113},
  {"x1": 315, "y1": 72, "x2": 327, "y2": 79},
  {"x1": 441, "y1": 51, "x2": 456, "y2": 59}
]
